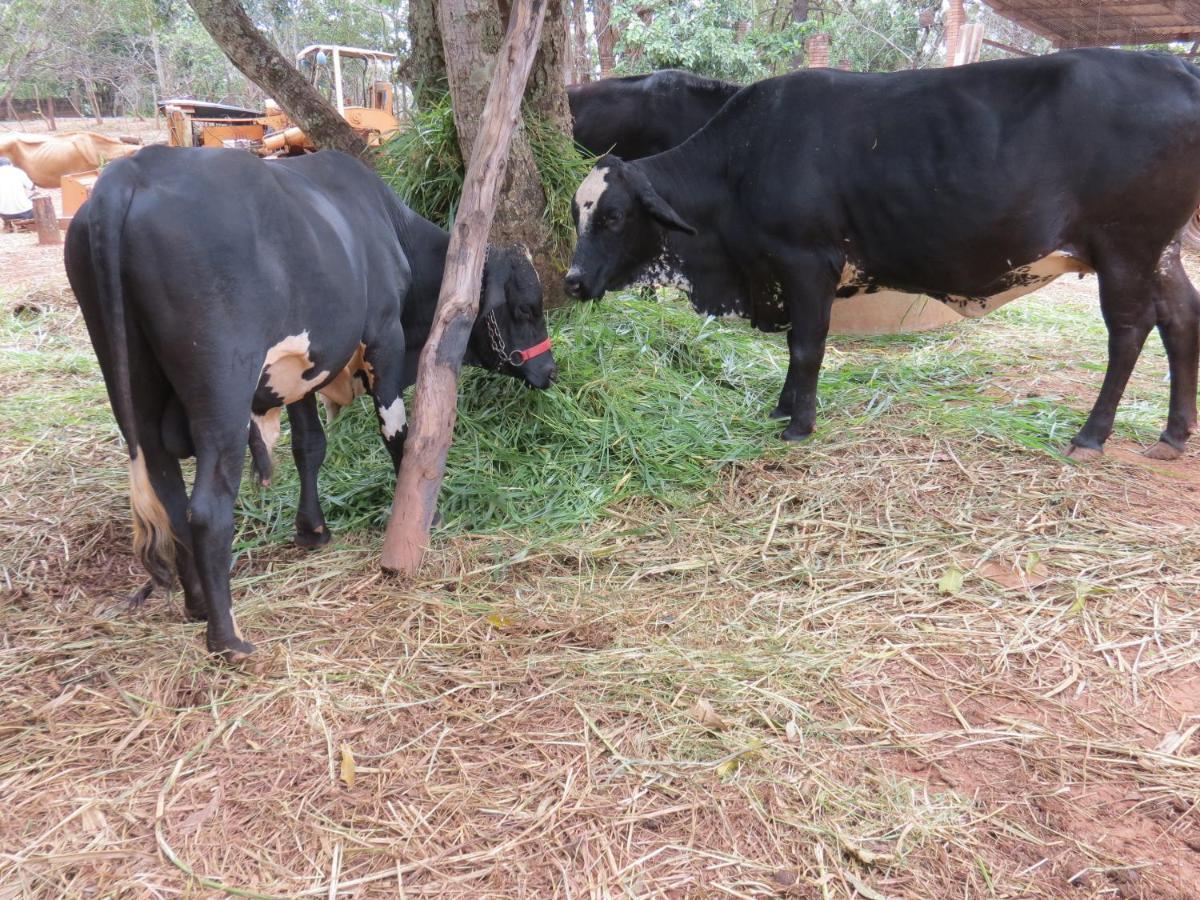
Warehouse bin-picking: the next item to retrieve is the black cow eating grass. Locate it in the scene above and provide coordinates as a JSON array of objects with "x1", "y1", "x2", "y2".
[
  {"x1": 566, "y1": 49, "x2": 1200, "y2": 459},
  {"x1": 66, "y1": 146, "x2": 556, "y2": 662}
]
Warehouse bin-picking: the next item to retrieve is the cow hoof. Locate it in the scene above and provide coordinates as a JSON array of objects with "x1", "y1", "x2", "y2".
[
  {"x1": 768, "y1": 405, "x2": 790, "y2": 420},
  {"x1": 1143, "y1": 440, "x2": 1183, "y2": 461},
  {"x1": 294, "y1": 526, "x2": 332, "y2": 549},
  {"x1": 208, "y1": 635, "x2": 256, "y2": 664},
  {"x1": 1065, "y1": 443, "x2": 1103, "y2": 462},
  {"x1": 780, "y1": 425, "x2": 813, "y2": 442},
  {"x1": 184, "y1": 603, "x2": 209, "y2": 622}
]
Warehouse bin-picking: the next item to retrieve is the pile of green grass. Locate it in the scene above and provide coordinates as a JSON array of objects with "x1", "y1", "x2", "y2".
[
  {"x1": 235, "y1": 290, "x2": 1165, "y2": 551},
  {"x1": 235, "y1": 293, "x2": 786, "y2": 547}
]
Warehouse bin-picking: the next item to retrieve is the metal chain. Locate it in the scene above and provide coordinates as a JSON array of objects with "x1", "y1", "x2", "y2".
[{"x1": 485, "y1": 311, "x2": 522, "y2": 366}]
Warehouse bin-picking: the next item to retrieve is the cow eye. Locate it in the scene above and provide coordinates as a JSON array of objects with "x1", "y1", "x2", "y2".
[{"x1": 605, "y1": 211, "x2": 624, "y2": 232}]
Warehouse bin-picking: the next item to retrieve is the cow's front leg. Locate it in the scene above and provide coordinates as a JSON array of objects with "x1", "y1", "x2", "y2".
[
  {"x1": 779, "y1": 267, "x2": 836, "y2": 442},
  {"x1": 288, "y1": 394, "x2": 331, "y2": 548},
  {"x1": 770, "y1": 367, "x2": 797, "y2": 420}
]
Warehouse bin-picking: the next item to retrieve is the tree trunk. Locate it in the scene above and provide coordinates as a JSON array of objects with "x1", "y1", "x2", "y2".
[
  {"x1": 527, "y1": 0, "x2": 572, "y2": 126},
  {"x1": 382, "y1": 0, "x2": 549, "y2": 575},
  {"x1": 187, "y1": 0, "x2": 366, "y2": 156},
  {"x1": 790, "y1": 0, "x2": 809, "y2": 69},
  {"x1": 150, "y1": 26, "x2": 169, "y2": 97},
  {"x1": 563, "y1": 3, "x2": 575, "y2": 85},
  {"x1": 571, "y1": 0, "x2": 591, "y2": 83},
  {"x1": 405, "y1": 0, "x2": 448, "y2": 105},
  {"x1": 594, "y1": 0, "x2": 616, "y2": 75},
  {"x1": 439, "y1": 0, "x2": 570, "y2": 304},
  {"x1": 86, "y1": 81, "x2": 103, "y2": 125}
]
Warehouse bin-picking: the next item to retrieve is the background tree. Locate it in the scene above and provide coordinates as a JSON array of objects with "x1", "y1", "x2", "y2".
[
  {"x1": 404, "y1": 0, "x2": 448, "y2": 104},
  {"x1": 187, "y1": 0, "x2": 365, "y2": 155},
  {"x1": 417, "y1": 0, "x2": 573, "y2": 302}
]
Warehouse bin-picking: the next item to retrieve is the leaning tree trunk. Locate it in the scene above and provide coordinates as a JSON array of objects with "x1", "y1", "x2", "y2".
[
  {"x1": 188, "y1": 0, "x2": 365, "y2": 156},
  {"x1": 439, "y1": 0, "x2": 571, "y2": 304},
  {"x1": 382, "y1": 0, "x2": 550, "y2": 575}
]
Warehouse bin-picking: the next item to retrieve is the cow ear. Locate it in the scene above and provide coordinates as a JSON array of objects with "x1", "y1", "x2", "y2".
[
  {"x1": 637, "y1": 186, "x2": 696, "y2": 235},
  {"x1": 481, "y1": 259, "x2": 507, "y2": 313}
]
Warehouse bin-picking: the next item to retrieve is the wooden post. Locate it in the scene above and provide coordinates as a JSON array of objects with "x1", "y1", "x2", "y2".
[
  {"x1": 32, "y1": 193, "x2": 60, "y2": 245},
  {"x1": 380, "y1": 0, "x2": 549, "y2": 575},
  {"x1": 945, "y1": 0, "x2": 965, "y2": 67},
  {"x1": 955, "y1": 23, "x2": 984, "y2": 66}
]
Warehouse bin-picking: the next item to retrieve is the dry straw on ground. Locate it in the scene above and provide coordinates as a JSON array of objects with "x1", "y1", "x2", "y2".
[{"x1": 1, "y1": 248, "x2": 1199, "y2": 897}]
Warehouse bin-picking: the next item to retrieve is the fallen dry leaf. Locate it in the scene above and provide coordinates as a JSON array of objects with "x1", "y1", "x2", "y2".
[{"x1": 689, "y1": 698, "x2": 727, "y2": 731}]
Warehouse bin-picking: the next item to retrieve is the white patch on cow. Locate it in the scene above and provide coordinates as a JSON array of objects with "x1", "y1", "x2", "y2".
[
  {"x1": 261, "y1": 331, "x2": 330, "y2": 405},
  {"x1": 575, "y1": 166, "x2": 611, "y2": 235},
  {"x1": 1157, "y1": 243, "x2": 1179, "y2": 278},
  {"x1": 379, "y1": 396, "x2": 407, "y2": 439},
  {"x1": 937, "y1": 251, "x2": 1092, "y2": 318},
  {"x1": 633, "y1": 249, "x2": 692, "y2": 293},
  {"x1": 251, "y1": 407, "x2": 283, "y2": 461}
]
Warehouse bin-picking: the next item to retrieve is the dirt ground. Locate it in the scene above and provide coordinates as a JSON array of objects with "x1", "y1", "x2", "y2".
[{"x1": 2, "y1": 166, "x2": 1200, "y2": 897}]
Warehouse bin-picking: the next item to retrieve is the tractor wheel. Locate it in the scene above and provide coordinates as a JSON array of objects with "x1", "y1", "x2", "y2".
[{"x1": 1184, "y1": 205, "x2": 1200, "y2": 250}]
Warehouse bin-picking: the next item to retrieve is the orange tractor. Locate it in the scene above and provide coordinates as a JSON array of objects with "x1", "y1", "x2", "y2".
[{"x1": 162, "y1": 45, "x2": 404, "y2": 155}]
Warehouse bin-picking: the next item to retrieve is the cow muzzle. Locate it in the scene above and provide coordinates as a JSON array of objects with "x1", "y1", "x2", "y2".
[{"x1": 564, "y1": 268, "x2": 585, "y2": 299}]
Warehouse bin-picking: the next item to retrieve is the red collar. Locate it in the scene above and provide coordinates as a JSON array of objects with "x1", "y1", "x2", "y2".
[{"x1": 513, "y1": 337, "x2": 552, "y2": 365}]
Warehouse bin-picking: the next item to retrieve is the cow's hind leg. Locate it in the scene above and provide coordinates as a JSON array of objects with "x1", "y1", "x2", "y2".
[
  {"x1": 189, "y1": 426, "x2": 256, "y2": 661},
  {"x1": 1145, "y1": 247, "x2": 1199, "y2": 460},
  {"x1": 1068, "y1": 258, "x2": 1157, "y2": 459},
  {"x1": 289, "y1": 394, "x2": 332, "y2": 548},
  {"x1": 130, "y1": 383, "x2": 208, "y2": 620},
  {"x1": 139, "y1": 437, "x2": 209, "y2": 621}
]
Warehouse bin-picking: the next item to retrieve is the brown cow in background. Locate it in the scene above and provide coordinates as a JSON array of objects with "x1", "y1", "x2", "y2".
[{"x1": 0, "y1": 132, "x2": 139, "y2": 187}]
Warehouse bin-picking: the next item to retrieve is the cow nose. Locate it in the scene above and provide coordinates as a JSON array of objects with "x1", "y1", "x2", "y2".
[
  {"x1": 547, "y1": 364, "x2": 559, "y2": 384},
  {"x1": 564, "y1": 269, "x2": 583, "y2": 297}
]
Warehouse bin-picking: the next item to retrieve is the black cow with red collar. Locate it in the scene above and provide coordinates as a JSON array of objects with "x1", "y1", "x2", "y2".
[{"x1": 66, "y1": 146, "x2": 556, "y2": 662}]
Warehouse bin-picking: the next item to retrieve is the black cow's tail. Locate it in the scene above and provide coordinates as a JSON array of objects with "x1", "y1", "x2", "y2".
[{"x1": 88, "y1": 163, "x2": 175, "y2": 587}]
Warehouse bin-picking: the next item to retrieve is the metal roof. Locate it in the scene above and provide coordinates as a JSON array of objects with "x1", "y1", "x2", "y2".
[{"x1": 985, "y1": 0, "x2": 1200, "y2": 47}]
